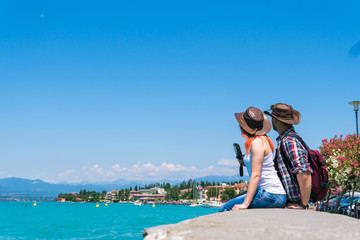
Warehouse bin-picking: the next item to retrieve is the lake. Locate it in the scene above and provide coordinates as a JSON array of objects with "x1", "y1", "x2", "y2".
[{"x1": 0, "y1": 202, "x2": 218, "y2": 239}]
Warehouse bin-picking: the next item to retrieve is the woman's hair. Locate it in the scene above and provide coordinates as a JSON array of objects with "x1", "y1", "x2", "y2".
[{"x1": 242, "y1": 132, "x2": 275, "y2": 155}]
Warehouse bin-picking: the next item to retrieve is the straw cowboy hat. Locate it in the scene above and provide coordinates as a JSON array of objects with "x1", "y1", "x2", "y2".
[
  {"x1": 264, "y1": 103, "x2": 301, "y2": 125},
  {"x1": 235, "y1": 107, "x2": 271, "y2": 136}
]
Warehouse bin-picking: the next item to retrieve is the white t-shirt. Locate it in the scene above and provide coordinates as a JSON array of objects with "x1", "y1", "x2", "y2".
[{"x1": 244, "y1": 152, "x2": 286, "y2": 195}]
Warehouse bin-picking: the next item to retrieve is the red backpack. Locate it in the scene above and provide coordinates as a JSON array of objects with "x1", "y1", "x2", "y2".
[{"x1": 279, "y1": 134, "x2": 330, "y2": 202}]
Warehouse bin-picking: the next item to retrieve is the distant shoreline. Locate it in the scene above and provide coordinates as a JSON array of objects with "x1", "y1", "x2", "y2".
[{"x1": 0, "y1": 200, "x2": 192, "y2": 205}]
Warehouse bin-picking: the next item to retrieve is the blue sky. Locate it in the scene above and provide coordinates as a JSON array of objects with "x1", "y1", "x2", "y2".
[{"x1": 0, "y1": 0, "x2": 359, "y2": 183}]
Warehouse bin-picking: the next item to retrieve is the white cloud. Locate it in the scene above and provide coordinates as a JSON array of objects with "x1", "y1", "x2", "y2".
[
  {"x1": 52, "y1": 161, "x2": 239, "y2": 183},
  {"x1": 112, "y1": 164, "x2": 126, "y2": 172},
  {"x1": 58, "y1": 169, "x2": 75, "y2": 178},
  {"x1": 217, "y1": 159, "x2": 239, "y2": 168}
]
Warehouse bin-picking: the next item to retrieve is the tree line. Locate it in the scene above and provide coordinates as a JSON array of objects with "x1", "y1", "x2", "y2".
[
  {"x1": 138, "y1": 179, "x2": 243, "y2": 191},
  {"x1": 58, "y1": 189, "x2": 107, "y2": 202},
  {"x1": 58, "y1": 179, "x2": 245, "y2": 202}
]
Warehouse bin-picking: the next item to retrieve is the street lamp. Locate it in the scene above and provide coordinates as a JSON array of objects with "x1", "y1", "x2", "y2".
[{"x1": 348, "y1": 101, "x2": 360, "y2": 137}]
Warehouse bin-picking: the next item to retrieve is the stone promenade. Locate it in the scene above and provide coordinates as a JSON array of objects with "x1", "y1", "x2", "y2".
[{"x1": 143, "y1": 209, "x2": 359, "y2": 240}]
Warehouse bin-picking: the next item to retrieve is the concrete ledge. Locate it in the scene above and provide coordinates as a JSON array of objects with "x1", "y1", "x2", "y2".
[{"x1": 143, "y1": 209, "x2": 360, "y2": 240}]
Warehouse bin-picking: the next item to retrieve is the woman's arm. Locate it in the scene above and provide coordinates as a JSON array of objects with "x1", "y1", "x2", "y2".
[{"x1": 232, "y1": 138, "x2": 264, "y2": 210}]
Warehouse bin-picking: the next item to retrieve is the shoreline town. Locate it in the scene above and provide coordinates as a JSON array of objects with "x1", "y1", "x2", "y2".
[{"x1": 54, "y1": 182, "x2": 247, "y2": 207}]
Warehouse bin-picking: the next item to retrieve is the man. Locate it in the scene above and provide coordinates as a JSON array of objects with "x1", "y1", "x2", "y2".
[{"x1": 264, "y1": 103, "x2": 312, "y2": 209}]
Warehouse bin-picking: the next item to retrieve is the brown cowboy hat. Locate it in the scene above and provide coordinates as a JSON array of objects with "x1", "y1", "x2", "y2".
[
  {"x1": 264, "y1": 103, "x2": 301, "y2": 125},
  {"x1": 234, "y1": 107, "x2": 271, "y2": 136}
]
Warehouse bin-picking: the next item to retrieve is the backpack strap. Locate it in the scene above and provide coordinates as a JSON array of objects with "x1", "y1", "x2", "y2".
[
  {"x1": 286, "y1": 134, "x2": 310, "y2": 150},
  {"x1": 274, "y1": 138, "x2": 298, "y2": 204},
  {"x1": 280, "y1": 133, "x2": 311, "y2": 172},
  {"x1": 278, "y1": 138, "x2": 297, "y2": 184}
]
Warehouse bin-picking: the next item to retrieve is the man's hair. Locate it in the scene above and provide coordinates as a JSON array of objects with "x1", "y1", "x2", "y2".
[{"x1": 277, "y1": 120, "x2": 292, "y2": 128}]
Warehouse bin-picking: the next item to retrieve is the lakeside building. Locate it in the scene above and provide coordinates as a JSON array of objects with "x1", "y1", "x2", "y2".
[
  {"x1": 180, "y1": 188, "x2": 191, "y2": 195},
  {"x1": 105, "y1": 190, "x2": 119, "y2": 202},
  {"x1": 131, "y1": 187, "x2": 166, "y2": 203},
  {"x1": 139, "y1": 187, "x2": 166, "y2": 195},
  {"x1": 105, "y1": 183, "x2": 247, "y2": 202},
  {"x1": 131, "y1": 193, "x2": 166, "y2": 203},
  {"x1": 105, "y1": 187, "x2": 167, "y2": 203},
  {"x1": 204, "y1": 182, "x2": 247, "y2": 201},
  {"x1": 130, "y1": 190, "x2": 140, "y2": 199}
]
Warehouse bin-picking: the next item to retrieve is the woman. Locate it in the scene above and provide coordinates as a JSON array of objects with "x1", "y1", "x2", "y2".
[{"x1": 219, "y1": 106, "x2": 286, "y2": 211}]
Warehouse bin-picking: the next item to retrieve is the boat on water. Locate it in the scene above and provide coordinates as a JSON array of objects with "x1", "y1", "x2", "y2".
[
  {"x1": 202, "y1": 201, "x2": 223, "y2": 208},
  {"x1": 133, "y1": 201, "x2": 143, "y2": 206},
  {"x1": 189, "y1": 202, "x2": 204, "y2": 207}
]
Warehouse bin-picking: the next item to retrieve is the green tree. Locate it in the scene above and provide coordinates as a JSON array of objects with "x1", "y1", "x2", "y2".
[
  {"x1": 165, "y1": 187, "x2": 181, "y2": 200},
  {"x1": 119, "y1": 189, "x2": 125, "y2": 201},
  {"x1": 164, "y1": 183, "x2": 171, "y2": 190},
  {"x1": 58, "y1": 189, "x2": 103, "y2": 202},
  {"x1": 171, "y1": 186, "x2": 180, "y2": 200},
  {"x1": 165, "y1": 189, "x2": 172, "y2": 200},
  {"x1": 187, "y1": 179, "x2": 193, "y2": 189},
  {"x1": 206, "y1": 187, "x2": 219, "y2": 199},
  {"x1": 124, "y1": 189, "x2": 130, "y2": 201},
  {"x1": 101, "y1": 190, "x2": 107, "y2": 198},
  {"x1": 221, "y1": 188, "x2": 236, "y2": 201},
  {"x1": 113, "y1": 191, "x2": 119, "y2": 203},
  {"x1": 180, "y1": 190, "x2": 191, "y2": 199},
  {"x1": 179, "y1": 180, "x2": 186, "y2": 189}
]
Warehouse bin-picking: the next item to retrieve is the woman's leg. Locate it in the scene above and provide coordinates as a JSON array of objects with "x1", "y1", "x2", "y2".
[
  {"x1": 219, "y1": 188, "x2": 286, "y2": 211},
  {"x1": 219, "y1": 193, "x2": 247, "y2": 212},
  {"x1": 269, "y1": 193, "x2": 287, "y2": 208}
]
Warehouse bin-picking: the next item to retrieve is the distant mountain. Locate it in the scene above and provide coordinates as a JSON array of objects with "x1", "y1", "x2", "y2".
[
  {"x1": 0, "y1": 177, "x2": 106, "y2": 198},
  {"x1": 0, "y1": 174, "x2": 249, "y2": 199}
]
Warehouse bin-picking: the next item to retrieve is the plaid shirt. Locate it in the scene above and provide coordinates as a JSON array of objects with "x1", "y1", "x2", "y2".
[{"x1": 276, "y1": 127, "x2": 312, "y2": 203}]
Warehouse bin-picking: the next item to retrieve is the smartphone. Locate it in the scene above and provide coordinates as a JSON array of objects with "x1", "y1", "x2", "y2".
[{"x1": 233, "y1": 143, "x2": 245, "y2": 177}]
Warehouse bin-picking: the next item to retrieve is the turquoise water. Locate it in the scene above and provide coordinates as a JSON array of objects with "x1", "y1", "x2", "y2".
[{"x1": 0, "y1": 202, "x2": 218, "y2": 239}]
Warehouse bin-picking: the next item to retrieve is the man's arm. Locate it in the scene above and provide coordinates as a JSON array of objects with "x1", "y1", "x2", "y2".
[
  {"x1": 283, "y1": 136, "x2": 312, "y2": 208},
  {"x1": 286, "y1": 172, "x2": 311, "y2": 209},
  {"x1": 297, "y1": 171, "x2": 311, "y2": 206}
]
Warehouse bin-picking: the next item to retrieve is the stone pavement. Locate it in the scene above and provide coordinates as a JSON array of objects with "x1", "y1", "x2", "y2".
[{"x1": 143, "y1": 209, "x2": 360, "y2": 240}]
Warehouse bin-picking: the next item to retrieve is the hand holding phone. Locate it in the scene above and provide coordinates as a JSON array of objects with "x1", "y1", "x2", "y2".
[{"x1": 233, "y1": 143, "x2": 245, "y2": 176}]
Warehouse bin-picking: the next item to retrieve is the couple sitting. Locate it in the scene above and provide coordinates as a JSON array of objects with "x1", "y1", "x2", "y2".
[{"x1": 219, "y1": 103, "x2": 312, "y2": 212}]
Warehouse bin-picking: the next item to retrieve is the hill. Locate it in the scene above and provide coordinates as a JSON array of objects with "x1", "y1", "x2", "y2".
[{"x1": 0, "y1": 175, "x2": 249, "y2": 199}]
